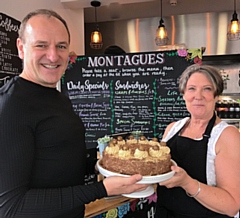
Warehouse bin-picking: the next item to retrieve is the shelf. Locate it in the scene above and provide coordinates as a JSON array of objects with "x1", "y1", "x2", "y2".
[
  {"x1": 221, "y1": 119, "x2": 240, "y2": 131},
  {"x1": 222, "y1": 119, "x2": 240, "y2": 121}
]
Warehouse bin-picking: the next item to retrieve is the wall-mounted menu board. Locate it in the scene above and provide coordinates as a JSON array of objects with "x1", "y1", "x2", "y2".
[
  {"x1": 61, "y1": 50, "x2": 193, "y2": 149},
  {"x1": 0, "y1": 13, "x2": 22, "y2": 88}
]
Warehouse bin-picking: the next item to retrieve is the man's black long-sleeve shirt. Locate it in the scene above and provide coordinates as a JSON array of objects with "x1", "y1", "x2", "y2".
[{"x1": 0, "y1": 77, "x2": 107, "y2": 218}]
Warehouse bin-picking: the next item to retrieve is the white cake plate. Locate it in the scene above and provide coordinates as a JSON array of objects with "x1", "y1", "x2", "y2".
[
  {"x1": 96, "y1": 159, "x2": 177, "y2": 198},
  {"x1": 122, "y1": 185, "x2": 155, "y2": 198}
]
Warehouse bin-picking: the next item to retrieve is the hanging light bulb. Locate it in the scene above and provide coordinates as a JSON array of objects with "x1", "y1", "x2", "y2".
[
  {"x1": 90, "y1": 1, "x2": 103, "y2": 49},
  {"x1": 227, "y1": 0, "x2": 240, "y2": 40},
  {"x1": 155, "y1": 0, "x2": 169, "y2": 46},
  {"x1": 91, "y1": 27, "x2": 102, "y2": 44}
]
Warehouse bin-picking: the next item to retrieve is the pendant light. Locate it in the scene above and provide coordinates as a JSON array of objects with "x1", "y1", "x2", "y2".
[
  {"x1": 227, "y1": 0, "x2": 240, "y2": 40},
  {"x1": 155, "y1": 0, "x2": 169, "y2": 46},
  {"x1": 90, "y1": 1, "x2": 103, "y2": 49}
]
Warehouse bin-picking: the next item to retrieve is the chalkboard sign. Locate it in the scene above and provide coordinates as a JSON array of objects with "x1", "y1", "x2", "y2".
[
  {"x1": 61, "y1": 50, "x2": 195, "y2": 149},
  {"x1": 0, "y1": 13, "x2": 22, "y2": 88}
]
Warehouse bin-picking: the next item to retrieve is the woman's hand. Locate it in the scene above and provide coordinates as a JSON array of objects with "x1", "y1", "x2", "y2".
[
  {"x1": 103, "y1": 174, "x2": 149, "y2": 196},
  {"x1": 159, "y1": 165, "x2": 192, "y2": 189}
]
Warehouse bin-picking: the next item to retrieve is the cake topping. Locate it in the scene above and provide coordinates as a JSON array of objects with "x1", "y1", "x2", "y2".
[
  {"x1": 160, "y1": 141, "x2": 167, "y2": 146},
  {"x1": 122, "y1": 145, "x2": 129, "y2": 151},
  {"x1": 149, "y1": 137, "x2": 160, "y2": 146},
  {"x1": 117, "y1": 136, "x2": 123, "y2": 141},
  {"x1": 108, "y1": 142, "x2": 115, "y2": 147},
  {"x1": 116, "y1": 136, "x2": 125, "y2": 145},
  {"x1": 111, "y1": 139, "x2": 118, "y2": 144},
  {"x1": 103, "y1": 134, "x2": 170, "y2": 160},
  {"x1": 119, "y1": 149, "x2": 131, "y2": 158},
  {"x1": 139, "y1": 135, "x2": 148, "y2": 144},
  {"x1": 105, "y1": 146, "x2": 119, "y2": 154},
  {"x1": 119, "y1": 145, "x2": 131, "y2": 158},
  {"x1": 149, "y1": 147, "x2": 163, "y2": 157},
  {"x1": 139, "y1": 144, "x2": 146, "y2": 151},
  {"x1": 134, "y1": 148, "x2": 148, "y2": 159},
  {"x1": 105, "y1": 142, "x2": 119, "y2": 154},
  {"x1": 126, "y1": 135, "x2": 137, "y2": 144},
  {"x1": 160, "y1": 146, "x2": 170, "y2": 154},
  {"x1": 128, "y1": 135, "x2": 134, "y2": 140},
  {"x1": 152, "y1": 145, "x2": 160, "y2": 150},
  {"x1": 140, "y1": 136, "x2": 146, "y2": 141}
]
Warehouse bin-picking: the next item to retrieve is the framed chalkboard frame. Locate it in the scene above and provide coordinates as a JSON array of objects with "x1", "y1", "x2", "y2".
[{"x1": 61, "y1": 50, "x2": 197, "y2": 149}]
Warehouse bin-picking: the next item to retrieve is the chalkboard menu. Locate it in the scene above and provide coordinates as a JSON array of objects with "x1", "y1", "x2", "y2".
[
  {"x1": 0, "y1": 13, "x2": 22, "y2": 88},
  {"x1": 61, "y1": 50, "x2": 194, "y2": 149}
]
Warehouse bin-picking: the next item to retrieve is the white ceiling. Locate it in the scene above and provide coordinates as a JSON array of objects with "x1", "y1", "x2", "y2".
[{"x1": 61, "y1": 0, "x2": 240, "y2": 23}]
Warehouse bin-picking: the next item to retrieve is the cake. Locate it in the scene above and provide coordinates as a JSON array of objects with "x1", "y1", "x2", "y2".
[{"x1": 100, "y1": 134, "x2": 172, "y2": 176}]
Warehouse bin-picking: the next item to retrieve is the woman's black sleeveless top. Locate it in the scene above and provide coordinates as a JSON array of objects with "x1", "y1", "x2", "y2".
[{"x1": 155, "y1": 114, "x2": 232, "y2": 218}]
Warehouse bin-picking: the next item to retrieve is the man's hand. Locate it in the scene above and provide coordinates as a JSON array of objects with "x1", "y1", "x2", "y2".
[{"x1": 103, "y1": 174, "x2": 149, "y2": 196}]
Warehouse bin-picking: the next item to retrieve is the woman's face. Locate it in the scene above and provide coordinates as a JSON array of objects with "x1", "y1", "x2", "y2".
[{"x1": 183, "y1": 72, "x2": 218, "y2": 119}]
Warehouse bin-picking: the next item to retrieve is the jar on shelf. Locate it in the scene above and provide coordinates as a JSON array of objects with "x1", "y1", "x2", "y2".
[
  {"x1": 222, "y1": 100, "x2": 229, "y2": 118},
  {"x1": 229, "y1": 100, "x2": 235, "y2": 118},
  {"x1": 217, "y1": 101, "x2": 224, "y2": 118},
  {"x1": 234, "y1": 101, "x2": 240, "y2": 118},
  {"x1": 215, "y1": 100, "x2": 221, "y2": 117}
]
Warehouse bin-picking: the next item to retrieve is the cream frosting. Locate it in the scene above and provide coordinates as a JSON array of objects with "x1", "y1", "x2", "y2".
[
  {"x1": 104, "y1": 135, "x2": 170, "y2": 159},
  {"x1": 134, "y1": 149, "x2": 148, "y2": 159},
  {"x1": 160, "y1": 146, "x2": 170, "y2": 154},
  {"x1": 138, "y1": 140, "x2": 148, "y2": 144},
  {"x1": 117, "y1": 140, "x2": 126, "y2": 145},
  {"x1": 105, "y1": 145, "x2": 119, "y2": 154},
  {"x1": 149, "y1": 147, "x2": 163, "y2": 157},
  {"x1": 126, "y1": 139, "x2": 137, "y2": 144},
  {"x1": 149, "y1": 140, "x2": 160, "y2": 146},
  {"x1": 118, "y1": 149, "x2": 131, "y2": 158}
]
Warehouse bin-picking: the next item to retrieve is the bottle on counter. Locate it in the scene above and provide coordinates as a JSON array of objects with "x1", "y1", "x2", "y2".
[
  {"x1": 215, "y1": 100, "x2": 221, "y2": 117},
  {"x1": 229, "y1": 100, "x2": 235, "y2": 118},
  {"x1": 216, "y1": 99, "x2": 240, "y2": 119},
  {"x1": 234, "y1": 101, "x2": 240, "y2": 118},
  {"x1": 217, "y1": 101, "x2": 224, "y2": 118},
  {"x1": 222, "y1": 100, "x2": 229, "y2": 118}
]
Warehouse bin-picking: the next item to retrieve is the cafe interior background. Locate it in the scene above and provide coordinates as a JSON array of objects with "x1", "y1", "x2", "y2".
[
  {"x1": 1, "y1": 0, "x2": 240, "y2": 166},
  {"x1": 1, "y1": 0, "x2": 240, "y2": 172}
]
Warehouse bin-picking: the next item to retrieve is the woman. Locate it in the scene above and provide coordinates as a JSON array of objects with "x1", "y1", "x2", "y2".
[{"x1": 156, "y1": 64, "x2": 240, "y2": 217}]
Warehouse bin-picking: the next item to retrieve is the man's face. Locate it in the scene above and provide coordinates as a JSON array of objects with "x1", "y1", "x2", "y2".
[{"x1": 17, "y1": 15, "x2": 70, "y2": 88}]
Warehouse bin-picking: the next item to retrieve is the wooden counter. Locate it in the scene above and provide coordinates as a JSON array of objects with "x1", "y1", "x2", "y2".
[{"x1": 84, "y1": 195, "x2": 135, "y2": 218}]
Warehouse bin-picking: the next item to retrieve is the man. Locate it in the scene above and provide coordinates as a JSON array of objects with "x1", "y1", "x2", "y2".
[{"x1": 0, "y1": 9, "x2": 147, "y2": 218}]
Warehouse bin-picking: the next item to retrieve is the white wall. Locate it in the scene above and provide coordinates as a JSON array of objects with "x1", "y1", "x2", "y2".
[{"x1": 0, "y1": 0, "x2": 85, "y2": 55}]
